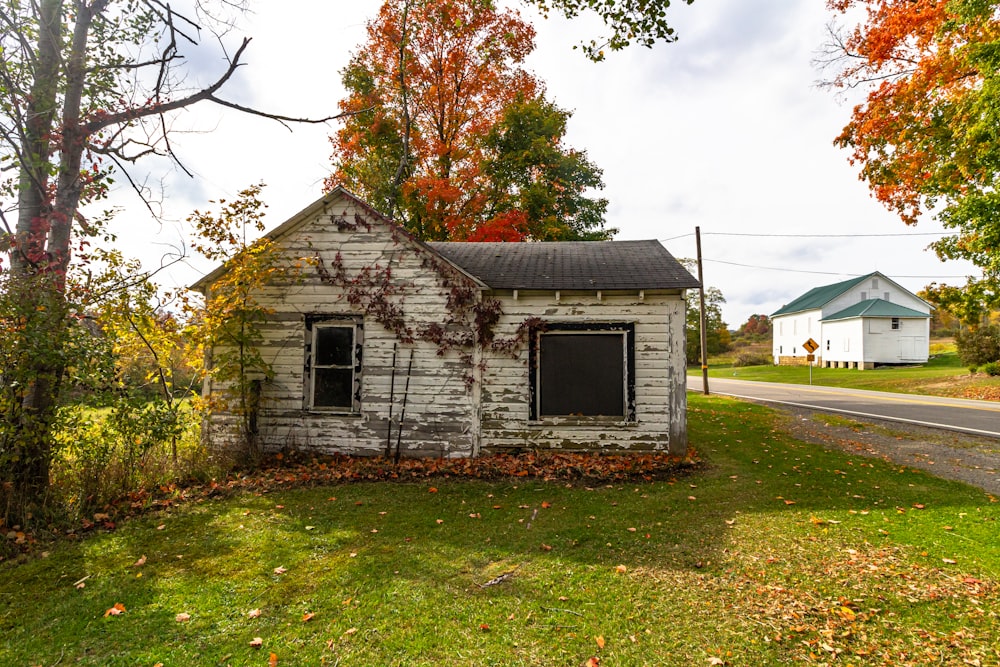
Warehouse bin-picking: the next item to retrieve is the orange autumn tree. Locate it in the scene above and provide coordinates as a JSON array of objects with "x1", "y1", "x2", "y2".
[
  {"x1": 327, "y1": 0, "x2": 611, "y2": 242},
  {"x1": 824, "y1": 0, "x2": 1000, "y2": 308}
]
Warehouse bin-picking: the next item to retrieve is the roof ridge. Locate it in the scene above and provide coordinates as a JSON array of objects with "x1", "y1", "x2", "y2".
[{"x1": 772, "y1": 272, "x2": 882, "y2": 317}]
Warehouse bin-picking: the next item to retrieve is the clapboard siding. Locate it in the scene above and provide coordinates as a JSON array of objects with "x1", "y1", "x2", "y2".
[
  {"x1": 477, "y1": 292, "x2": 687, "y2": 453},
  {"x1": 198, "y1": 189, "x2": 692, "y2": 458},
  {"x1": 205, "y1": 198, "x2": 479, "y2": 457}
]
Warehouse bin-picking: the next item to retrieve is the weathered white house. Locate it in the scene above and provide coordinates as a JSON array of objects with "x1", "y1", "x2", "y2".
[
  {"x1": 772, "y1": 272, "x2": 932, "y2": 369},
  {"x1": 192, "y1": 188, "x2": 699, "y2": 457}
]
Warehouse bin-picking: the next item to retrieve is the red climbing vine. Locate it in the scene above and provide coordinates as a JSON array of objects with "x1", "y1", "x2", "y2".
[{"x1": 312, "y1": 212, "x2": 544, "y2": 387}]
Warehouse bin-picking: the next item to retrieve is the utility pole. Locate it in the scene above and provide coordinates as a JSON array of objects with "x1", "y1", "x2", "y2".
[{"x1": 696, "y1": 226, "x2": 709, "y2": 395}]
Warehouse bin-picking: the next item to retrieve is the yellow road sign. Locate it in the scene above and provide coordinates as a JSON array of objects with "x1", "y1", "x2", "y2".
[{"x1": 803, "y1": 338, "x2": 819, "y2": 353}]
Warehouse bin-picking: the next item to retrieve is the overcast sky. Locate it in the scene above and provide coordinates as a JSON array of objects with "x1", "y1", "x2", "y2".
[{"x1": 113, "y1": 0, "x2": 980, "y2": 326}]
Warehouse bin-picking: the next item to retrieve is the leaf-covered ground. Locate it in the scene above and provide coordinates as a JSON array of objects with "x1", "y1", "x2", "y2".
[{"x1": 2, "y1": 394, "x2": 998, "y2": 666}]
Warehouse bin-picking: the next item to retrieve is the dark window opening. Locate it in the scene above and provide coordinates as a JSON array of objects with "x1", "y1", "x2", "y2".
[
  {"x1": 306, "y1": 317, "x2": 363, "y2": 411},
  {"x1": 891, "y1": 317, "x2": 900, "y2": 330},
  {"x1": 530, "y1": 323, "x2": 635, "y2": 420}
]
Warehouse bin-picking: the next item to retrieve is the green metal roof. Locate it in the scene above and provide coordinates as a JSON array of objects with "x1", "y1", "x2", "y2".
[
  {"x1": 771, "y1": 273, "x2": 875, "y2": 317},
  {"x1": 821, "y1": 298, "x2": 931, "y2": 322}
]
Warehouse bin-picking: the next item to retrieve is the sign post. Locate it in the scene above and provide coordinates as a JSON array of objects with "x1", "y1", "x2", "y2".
[{"x1": 803, "y1": 338, "x2": 819, "y2": 385}]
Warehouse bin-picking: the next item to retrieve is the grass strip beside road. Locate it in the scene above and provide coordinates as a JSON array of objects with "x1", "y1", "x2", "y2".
[
  {"x1": 695, "y1": 351, "x2": 1000, "y2": 400},
  {"x1": 2, "y1": 394, "x2": 998, "y2": 666}
]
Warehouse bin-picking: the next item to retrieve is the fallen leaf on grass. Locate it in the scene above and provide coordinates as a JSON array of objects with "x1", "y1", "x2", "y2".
[
  {"x1": 250, "y1": 637, "x2": 263, "y2": 648},
  {"x1": 540, "y1": 543, "x2": 553, "y2": 551},
  {"x1": 175, "y1": 612, "x2": 191, "y2": 622},
  {"x1": 595, "y1": 635, "x2": 606, "y2": 649},
  {"x1": 615, "y1": 565, "x2": 627, "y2": 574},
  {"x1": 480, "y1": 623, "x2": 491, "y2": 631},
  {"x1": 943, "y1": 557, "x2": 957, "y2": 564},
  {"x1": 132, "y1": 555, "x2": 146, "y2": 567},
  {"x1": 248, "y1": 608, "x2": 261, "y2": 618},
  {"x1": 834, "y1": 606, "x2": 856, "y2": 621},
  {"x1": 541, "y1": 501, "x2": 552, "y2": 508},
  {"x1": 273, "y1": 566, "x2": 287, "y2": 575},
  {"x1": 343, "y1": 627, "x2": 358, "y2": 636},
  {"x1": 585, "y1": 658, "x2": 600, "y2": 667},
  {"x1": 302, "y1": 612, "x2": 315, "y2": 622},
  {"x1": 428, "y1": 487, "x2": 438, "y2": 493},
  {"x1": 269, "y1": 652, "x2": 278, "y2": 666},
  {"x1": 104, "y1": 603, "x2": 126, "y2": 617}
]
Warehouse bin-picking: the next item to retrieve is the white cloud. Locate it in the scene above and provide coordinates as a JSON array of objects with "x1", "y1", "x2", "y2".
[{"x1": 95, "y1": 0, "x2": 978, "y2": 323}]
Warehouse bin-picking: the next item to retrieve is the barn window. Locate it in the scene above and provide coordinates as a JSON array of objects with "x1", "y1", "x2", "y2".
[
  {"x1": 871, "y1": 277, "x2": 879, "y2": 289},
  {"x1": 530, "y1": 323, "x2": 635, "y2": 420},
  {"x1": 306, "y1": 317, "x2": 363, "y2": 411},
  {"x1": 860, "y1": 291, "x2": 867, "y2": 300},
  {"x1": 891, "y1": 318, "x2": 900, "y2": 330}
]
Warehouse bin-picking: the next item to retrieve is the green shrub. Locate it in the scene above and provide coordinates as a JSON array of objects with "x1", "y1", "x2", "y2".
[
  {"x1": 956, "y1": 325, "x2": 1000, "y2": 367},
  {"x1": 732, "y1": 351, "x2": 772, "y2": 367},
  {"x1": 51, "y1": 397, "x2": 207, "y2": 516},
  {"x1": 983, "y1": 361, "x2": 1000, "y2": 376}
]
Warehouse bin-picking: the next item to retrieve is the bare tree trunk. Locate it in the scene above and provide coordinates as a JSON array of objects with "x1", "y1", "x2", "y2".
[
  {"x1": 3, "y1": 0, "x2": 67, "y2": 521},
  {"x1": 12, "y1": 0, "x2": 62, "y2": 276}
]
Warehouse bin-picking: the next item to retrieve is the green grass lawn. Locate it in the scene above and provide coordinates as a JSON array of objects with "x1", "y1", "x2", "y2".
[
  {"x1": 695, "y1": 350, "x2": 1000, "y2": 399},
  {"x1": 2, "y1": 394, "x2": 998, "y2": 666}
]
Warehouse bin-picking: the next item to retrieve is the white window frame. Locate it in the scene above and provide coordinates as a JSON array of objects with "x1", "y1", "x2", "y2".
[{"x1": 307, "y1": 318, "x2": 363, "y2": 413}]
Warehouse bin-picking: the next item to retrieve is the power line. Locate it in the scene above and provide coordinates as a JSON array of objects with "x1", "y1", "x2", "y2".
[
  {"x1": 704, "y1": 258, "x2": 974, "y2": 280},
  {"x1": 660, "y1": 230, "x2": 949, "y2": 242},
  {"x1": 706, "y1": 231, "x2": 948, "y2": 238}
]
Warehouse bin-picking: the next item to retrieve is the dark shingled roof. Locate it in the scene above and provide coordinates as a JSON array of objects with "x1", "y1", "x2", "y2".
[{"x1": 427, "y1": 240, "x2": 699, "y2": 290}]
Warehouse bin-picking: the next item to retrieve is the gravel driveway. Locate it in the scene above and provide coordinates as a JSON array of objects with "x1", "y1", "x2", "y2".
[{"x1": 774, "y1": 405, "x2": 1000, "y2": 496}]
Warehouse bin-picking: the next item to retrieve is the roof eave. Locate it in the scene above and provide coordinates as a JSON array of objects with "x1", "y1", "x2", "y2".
[{"x1": 189, "y1": 186, "x2": 488, "y2": 294}]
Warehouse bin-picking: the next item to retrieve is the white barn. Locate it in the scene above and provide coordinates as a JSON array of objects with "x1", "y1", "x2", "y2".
[
  {"x1": 192, "y1": 188, "x2": 700, "y2": 457},
  {"x1": 772, "y1": 272, "x2": 932, "y2": 369}
]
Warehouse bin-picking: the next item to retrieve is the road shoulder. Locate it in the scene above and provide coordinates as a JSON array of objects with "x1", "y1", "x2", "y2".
[{"x1": 773, "y1": 405, "x2": 1000, "y2": 496}]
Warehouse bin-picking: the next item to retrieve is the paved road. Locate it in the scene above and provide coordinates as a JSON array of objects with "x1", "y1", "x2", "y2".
[{"x1": 687, "y1": 376, "x2": 1000, "y2": 439}]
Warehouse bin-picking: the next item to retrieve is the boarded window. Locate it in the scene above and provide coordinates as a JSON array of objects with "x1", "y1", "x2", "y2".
[
  {"x1": 306, "y1": 318, "x2": 363, "y2": 411},
  {"x1": 530, "y1": 323, "x2": 635, "y2": 420}
]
